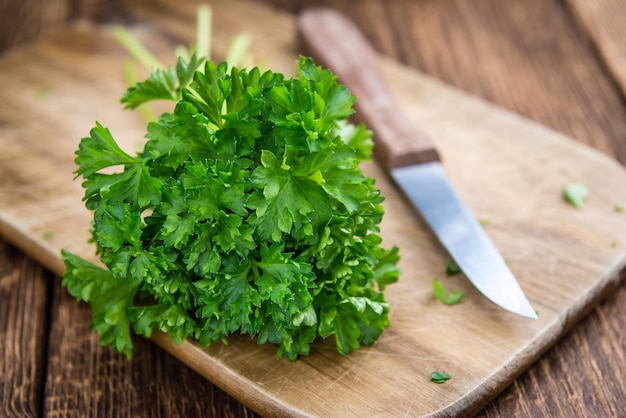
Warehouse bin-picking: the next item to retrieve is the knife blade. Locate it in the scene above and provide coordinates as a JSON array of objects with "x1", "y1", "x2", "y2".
[{"x1": 297, "y1": 8, "x2": 537, "y2": 319}]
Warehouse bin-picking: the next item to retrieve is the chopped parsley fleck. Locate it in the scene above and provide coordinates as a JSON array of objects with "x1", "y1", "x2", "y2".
[
  {"x1": 430, "y1": 371, "x2": 451, "y2": 383},
  {"x1": 432, "y1": 277, "x2": 464, "y2": 305},
  {"x1": 563, "y1": 183, "x2": 588, "y2": 208},
  {"x1": 445, "y1": 259, "x2": 462, "y2": 275}
]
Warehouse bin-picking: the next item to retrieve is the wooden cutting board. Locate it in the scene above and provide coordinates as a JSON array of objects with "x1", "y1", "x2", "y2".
[{"x1": 1, "y1": 0, "x2": 626, "y2": 416}]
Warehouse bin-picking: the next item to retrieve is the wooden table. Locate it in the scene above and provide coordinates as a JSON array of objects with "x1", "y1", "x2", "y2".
[{"x1": 1, "y1": 0, "x2": 625, "y2": 416}]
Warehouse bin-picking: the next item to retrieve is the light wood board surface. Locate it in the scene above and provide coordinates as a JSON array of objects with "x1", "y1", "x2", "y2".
[{"x1": 1, "y1": 0, "x2": 626, "y2": 416}]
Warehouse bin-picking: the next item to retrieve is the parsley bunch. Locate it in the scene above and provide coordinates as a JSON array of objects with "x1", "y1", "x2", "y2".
[{"x1": 62, "y1": 55, "x2": 400, "y2": 360}]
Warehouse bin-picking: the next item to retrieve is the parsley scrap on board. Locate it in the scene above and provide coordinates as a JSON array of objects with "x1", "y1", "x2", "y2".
[
  {"x1": 61, "y1": 54, "x2": 400, "y2": 361},
  {"x1": 430, "y1": 371, "x2": 451, "y2": 383},
  {"x1": 432, "y1": 277, "x2": 464, "y2": 305},
  {"x1": 563, "y1": 182, "x2": 588, "y2": 209},
  {"x1": 445, "y1": 259, "x2": 461, "y2": 275}
]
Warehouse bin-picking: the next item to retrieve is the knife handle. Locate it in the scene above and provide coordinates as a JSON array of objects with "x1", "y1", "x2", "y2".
[{"x1": 297, "y1": 8, "x2": 440, "y2": 170}]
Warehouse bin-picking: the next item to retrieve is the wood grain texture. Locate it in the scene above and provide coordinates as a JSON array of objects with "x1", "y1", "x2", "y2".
[
  {"x1": 1, "y1": 0, "x2": 626, "y2": 416},
  {"x1": 0, "y1": 0, "x2": 124, "y2": 52},
  {"x1": 273, "y1": 1, "x2": 626, "y2": 415},
  {"x1": 480, "y1": 280, "x2": 626, "y2": 417},
  {"x1": 286, "y1": 0, "x2": 626, "y2": 164},
  {"x1": 0, "y1": 0, "x2": 69, "y2": 51},
  {"x1": 0, "y1": 239, "x2": 51, "y2": 418},
  {"x1": 43, "y1": 277, "x2": 256, "y2": 418},
  {"x1": 567, "y1": 0, "x2": 626, "y2": 98},
  {"x1": 2, "y1": 0, "x2": 626, "y2": 416}
]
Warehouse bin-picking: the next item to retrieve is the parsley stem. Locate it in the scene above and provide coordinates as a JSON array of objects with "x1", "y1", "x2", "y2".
[
  {"x1": 112, "y1": 26, "x2": 163, "y2": 71},
  {"x1": 250, "y1": 262, "x2": 261, "y2": 281},
  {"x1": 196, "y1": 4, "x2": 212, "y2": 59},
  {"x1": 123, "y1": 61, "x2": 157, "y2": 124},
  {"x1": 225, "y1": 33, "x2": 253, "y2": 69},
  {"x1": 174, "y1": 45, "x2": 190, "y2": 62}
]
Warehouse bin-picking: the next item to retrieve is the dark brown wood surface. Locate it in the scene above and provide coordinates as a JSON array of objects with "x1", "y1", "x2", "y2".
[{"x1": 1, "y1": 0, "x2": 625, "y2": 417}]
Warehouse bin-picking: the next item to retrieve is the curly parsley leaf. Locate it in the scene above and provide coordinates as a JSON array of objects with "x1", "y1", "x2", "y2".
[
  {"x1": 63, "y1": 56, "x2": 399, "y2": 360},
  {"x1": 62, "y1": 250, "x2": 141, "y2": 359},
  {"x1": 122, "y1": 54, "x2": 206, "y2": 109},
  {"x1": 75, "y1": 122, "x2": 139, "y2": 178}
]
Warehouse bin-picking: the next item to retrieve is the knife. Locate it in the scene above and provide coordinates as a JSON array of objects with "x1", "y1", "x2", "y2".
[{"x1": 297, "y1": 8, "x2": 537, "y2": 319}]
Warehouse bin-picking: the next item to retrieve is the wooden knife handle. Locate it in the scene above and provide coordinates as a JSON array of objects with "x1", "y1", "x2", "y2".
[{"x1": 297, "y1": 8, "x2": 440, "y2": 170}]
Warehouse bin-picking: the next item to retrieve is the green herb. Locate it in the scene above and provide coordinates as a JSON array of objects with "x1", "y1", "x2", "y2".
[
  {"x1": 195, "y1": 4, "x2": 212, "y2": 59},
  {"x1": 123, "y1": 61, "x2": 157, "y2": 124},
  {"x1": 430, "y1": 371, "x2": 451, "y2": 383},
  {"x1": 225, "y1": 33, "x2": 254, "y2": 69},
  {"x1": 115, "y1": 4, "x2": 217, "y2": 126},
  {"x1": 42, "y1": 231, "x2": 54, "y2": 240},
  {"x1": 112, "y1": 26, "x2": 163, "y2": 70},
  {"x1": 614, "y1": 205, "x2": 623, "y2": 213},
  {"x1": 432, "y1": 277, "x2": 464, "y2": 305},
  {"x1": 445, "y1": 259, "x2": 462, "y2": 275},
  {"x1": 478, "y1": 218, "x2": 490, "y2": 227},
  {"x1": 61, "y1": 55, "x2": 399, "y2": 361},
  {"x1": 37, "y1": 87, "x2": 50, "y2": 98},
  {"x1": 563, "y1": 183, "x2": 588, "y2": 208}
]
